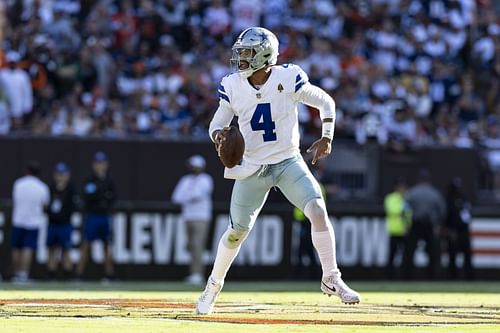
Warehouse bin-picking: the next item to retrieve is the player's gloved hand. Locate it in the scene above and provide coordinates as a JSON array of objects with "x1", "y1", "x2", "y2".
[
  {"x1": 307, "y1": 137, "x2": 332, "y2": 165},
  {"x1": 213, "y1": 127, "x2": 231, "y2": 156}
]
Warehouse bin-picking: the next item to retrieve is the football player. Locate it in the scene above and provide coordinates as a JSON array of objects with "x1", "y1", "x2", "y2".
[{"x1": 197, "y1": 27, "x2": 361, "y2": 315}]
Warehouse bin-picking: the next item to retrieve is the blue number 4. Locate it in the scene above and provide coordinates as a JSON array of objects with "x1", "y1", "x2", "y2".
[{"x1": 251, "y1": 103, "x2": 277, "y2": 142}]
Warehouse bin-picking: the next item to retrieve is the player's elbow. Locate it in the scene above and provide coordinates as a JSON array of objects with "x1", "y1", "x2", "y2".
[
  {"x1": 320, "y1": 104, "x2": 335, "y2": 120},
  {"x1": 324, "y1": 96, "x2": 335, "y2": 113}
]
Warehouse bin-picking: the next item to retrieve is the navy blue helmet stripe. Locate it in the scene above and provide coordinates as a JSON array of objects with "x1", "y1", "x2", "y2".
[{"x1": 219, "y1": 84, "x2": 226, "y2": 93}]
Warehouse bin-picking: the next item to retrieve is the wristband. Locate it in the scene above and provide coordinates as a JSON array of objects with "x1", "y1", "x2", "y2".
[{"x1": 322, "y1": 121, "x2": 334, "y2": 140}]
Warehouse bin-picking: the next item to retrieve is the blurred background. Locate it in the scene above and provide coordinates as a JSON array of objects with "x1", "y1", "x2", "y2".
[{"x1": 0, "y1": 0, "x2": 499, "y2": 282}]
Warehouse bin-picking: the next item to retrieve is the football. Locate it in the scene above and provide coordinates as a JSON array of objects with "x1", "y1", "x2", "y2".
[{"x1": 218, "y1": 126, "x2": 245, "y2": 168}]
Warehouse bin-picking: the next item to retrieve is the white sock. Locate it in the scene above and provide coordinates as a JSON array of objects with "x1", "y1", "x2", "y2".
[
  {"x1": 311, "y1": 227, "x2": 339, "y2": 278},
  {"x1": 210, "y1": 237, "x2": 241, "y2": 283}
]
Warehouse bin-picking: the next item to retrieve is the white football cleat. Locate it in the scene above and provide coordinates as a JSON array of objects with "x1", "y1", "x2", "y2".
[
  {"x1": 196, "y1": 276, "x2": 224, "y2": 315},
  {"x1": 321, "y1": 275, "x2": 361, "y2": 304}
]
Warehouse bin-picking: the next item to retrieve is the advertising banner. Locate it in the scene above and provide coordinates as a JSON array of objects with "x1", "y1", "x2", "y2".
[{"x1": 1, "y1": 208, "x2": 498, "y2": 280}]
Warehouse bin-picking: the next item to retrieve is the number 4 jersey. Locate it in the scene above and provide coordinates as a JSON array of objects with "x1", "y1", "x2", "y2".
[{"x1": 209, "y1": 63, "x2": 336, "y2": 174}]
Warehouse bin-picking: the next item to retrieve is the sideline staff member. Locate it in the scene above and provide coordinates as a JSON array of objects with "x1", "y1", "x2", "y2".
[
  {"x1": 384, "y1": 178, "x2": 411, "y2": 279},
  {"x1": 172, "y1": 155, "x2": 213, "y2": 285},
  {"x1": 46, "y1": 162, "x2": 77, "y2": 280},
  {"x1": 11, "y1": 161, "x2": 49, "y2": 283},
  {"x1": 76, "y1": 151, "x2": 116, "y2": 280}
]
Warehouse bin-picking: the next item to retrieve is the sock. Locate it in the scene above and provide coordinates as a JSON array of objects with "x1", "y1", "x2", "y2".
[
  {"x1": 210, "y1": 237, "x2": 241, "y2": 283},
  {"x1": 311, "y1": 227, "x2": 339, "y2": 278}
]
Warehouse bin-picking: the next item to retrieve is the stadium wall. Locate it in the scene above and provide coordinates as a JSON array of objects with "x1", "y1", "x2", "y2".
[
  {"x1": 0, "y1": 204, "x2": 500, "y2": 280},
  {"x1": 0, "y1": 136, "x2": 478, "y2": 203},
  {"x1": 0, "y1": 137, "x2": 496, "y2": 280}
]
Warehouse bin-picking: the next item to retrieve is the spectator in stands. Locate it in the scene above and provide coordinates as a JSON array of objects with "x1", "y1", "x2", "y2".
[
  {"x1": 203, "y1": 0, "x2": 231, "y2": 42},
  {"x1": 172, "y1": 155, "x2": 213, "y2": 285},
  {"x1": 384, "y1": 177, "x2": 411, "y2": 279},
  {"x1": 46, "y1": 162, "x2": 77, "y2": 280},
  {"x1": 403, "y1": 169, "x2": 446, "y2": 279},
  {"x1": 454, "y1": 76, "x2": 485, "y2": 127},
  {"x1": 76, "y1": 151, "x2": 116, "y2": 281},
  {"x1": 0, "y1": 88, "x2": 9, "y2": 134},
  {"x1": 0, "y1": 0, "x2": 498, "y2": 152},
  {"x1": 444, "y1": 177, "x2": 473, "y2": 280},
  {"x1": 384, "y1": 102, "x2": 418, "y2": 152},
  {"x1": 0, "y1": 51, "x2": 33, "y2": 130},
  {"x1": 231, "y1": 0, "x2": 262, "y2": 37},
  {"x1": 11, "y1": 161, "x2": 50, "y2": 283}
]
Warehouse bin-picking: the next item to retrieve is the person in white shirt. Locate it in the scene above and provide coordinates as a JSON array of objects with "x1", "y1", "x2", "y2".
[
  {"x1": 0, "y1": 51, "x2": 33, "y2": 129},
  {"x1": 11, "y1": 161, "x2": 50, "y2": 283},
  {"x1": 196, "y1": 27, "x2": 360, "y2": 315},
  {"x1": 230, "y1": 0, "x2": 262, "y2": 35},
  {"x1": 0, "y1": 93, "x2": 10, "y2": 134},
  {"x1": 172, "y1": 155, "x2": 213, "y2": 285}
]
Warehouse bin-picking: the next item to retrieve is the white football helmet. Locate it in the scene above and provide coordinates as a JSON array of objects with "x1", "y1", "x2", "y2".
[{"x1": 230, "y1": 27, "x2": 279, "y2": 78}]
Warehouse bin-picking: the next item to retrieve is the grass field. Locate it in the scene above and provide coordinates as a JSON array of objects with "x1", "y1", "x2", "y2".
[{"x1": 1, "y1": 281, "x2": 499, "y2": 332}]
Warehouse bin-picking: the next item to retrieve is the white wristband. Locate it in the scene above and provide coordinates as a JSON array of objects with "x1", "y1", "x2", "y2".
[{"x1": 322, "y1": 121, "x2": 334, "y2": 140}]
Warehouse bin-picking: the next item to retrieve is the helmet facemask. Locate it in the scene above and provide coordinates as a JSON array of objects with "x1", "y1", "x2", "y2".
[
  {"x1": 230, "y1": 27, "x2": 279, "y2": 78},
  {"x1": 230, "y1": 48, "x2": 257, "y2": 78}
]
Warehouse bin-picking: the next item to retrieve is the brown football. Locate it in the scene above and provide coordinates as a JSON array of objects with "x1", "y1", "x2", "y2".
[{"x1": 218, "y1": 126, "x2": 245, "y2": 168}]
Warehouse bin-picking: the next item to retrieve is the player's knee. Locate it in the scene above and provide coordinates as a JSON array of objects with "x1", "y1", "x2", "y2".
[
  {"x1": 304, "y1": 199, "x2": 326, "y2": 220},
  {"x1": 222, "y1": 228, "x2": 248, "y2": 249},
  {"x1": 304, "y1": 199, "x2": 328, "y2": 225}
]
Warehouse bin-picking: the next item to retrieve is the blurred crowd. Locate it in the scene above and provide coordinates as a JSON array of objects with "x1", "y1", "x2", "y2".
[{"x1": 0, "y1": 0, "x2": 499, "y2": 153}]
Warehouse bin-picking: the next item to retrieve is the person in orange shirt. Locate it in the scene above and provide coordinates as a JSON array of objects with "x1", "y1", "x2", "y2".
[
  {"x1": 18, "y1": 59, "x2": 48, "y2": 94},
  {"x1": 0, "y1": 50, "x2": 6, "y2": 68}
]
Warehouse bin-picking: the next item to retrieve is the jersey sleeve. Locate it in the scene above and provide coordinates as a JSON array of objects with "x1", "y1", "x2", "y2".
[
  {"x1": 217, "y1": 76, "x2": 232, "y2": 105},
  {"x1": 291, "y1": 64, "x2": 336, "y2": 121},
  {"x1": 293, "y1": 65, "x2": 310, "y2": 94},
  {"x1": 209, "y1": 76, "x2": 235, "y2": 142}
]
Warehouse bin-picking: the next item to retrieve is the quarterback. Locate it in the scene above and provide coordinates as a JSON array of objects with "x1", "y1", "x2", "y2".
[{"x1": 197, "y1": 27, "x2": 361, "y2": 315}]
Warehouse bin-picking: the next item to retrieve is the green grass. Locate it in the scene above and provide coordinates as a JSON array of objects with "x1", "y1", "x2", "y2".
[{"x1": 1, "y1": 281, "x2": 499, "y2": 332}]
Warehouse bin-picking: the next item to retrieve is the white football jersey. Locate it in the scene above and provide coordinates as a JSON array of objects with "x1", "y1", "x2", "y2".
[{"x1": 212, "y1": 64, "x2": 310, "y2": 165}]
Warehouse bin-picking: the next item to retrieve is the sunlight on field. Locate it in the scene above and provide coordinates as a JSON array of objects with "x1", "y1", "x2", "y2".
[{"x1": 1, "y1": 282, "x2": 499, "y2": 333}]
